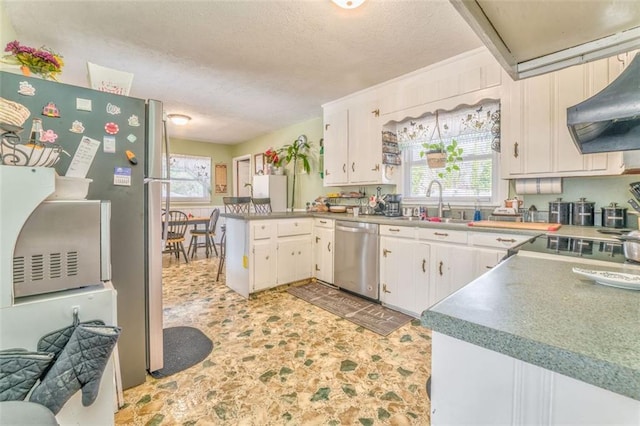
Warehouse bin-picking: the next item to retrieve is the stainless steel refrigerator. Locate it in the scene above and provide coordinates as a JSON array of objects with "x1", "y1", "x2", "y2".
[{"x1": 0, "y1": 71, "x2": 168, "y2": 389}]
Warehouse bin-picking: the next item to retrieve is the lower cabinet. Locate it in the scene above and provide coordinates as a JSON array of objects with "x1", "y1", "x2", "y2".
[
  {"x1": 379, "y1": 236, "x2": 430, "y2": 317},
  {"x1": 252, "y1": 239, "x2": 277, "y2": 292},
  {"x1": 431, "y1": 332, "x2": 640, "y2": 425},
  {"x1": 429, "y1": 243, "x2": 477, "y2": 306},
  {"x1": 276, "y1": 236, "x2": 312, "y2": 285},
  {"x1": 247, "y1": 219, "x2": 312, "y2": 294},
  {"x1": 313, "y1": 218, "x2": 334, "y2": 283}
]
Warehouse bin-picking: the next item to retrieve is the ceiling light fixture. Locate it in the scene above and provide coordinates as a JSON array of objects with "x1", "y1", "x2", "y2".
[
  {"x1": 331, "y1": 0, "x2": 366, "y2": 9},
  {"x1": 167, "y1": 114, "x2": 191, "y2": 126}
]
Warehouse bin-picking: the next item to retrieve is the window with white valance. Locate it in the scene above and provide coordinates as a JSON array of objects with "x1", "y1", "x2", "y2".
[{"x1": 397, "y1": 100, "x2": 501, "y2": 203}]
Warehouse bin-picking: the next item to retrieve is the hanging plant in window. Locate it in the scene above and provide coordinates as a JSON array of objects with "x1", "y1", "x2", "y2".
[{"x1": 419, "y1": 111, "x2": 463, "y2": 179}]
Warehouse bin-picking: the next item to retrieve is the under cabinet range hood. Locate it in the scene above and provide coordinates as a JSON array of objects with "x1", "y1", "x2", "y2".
[{"x1": 567, "y1": 53, "x2": 640, "y2": 154}]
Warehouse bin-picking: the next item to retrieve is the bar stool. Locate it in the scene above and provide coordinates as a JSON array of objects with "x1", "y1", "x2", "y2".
[
  {"x1": 252, "y1": 198, "x2": 272, "y2": 214},
  {"x1": 217, "y1": 197, "x2": 251, "y2": 281}
]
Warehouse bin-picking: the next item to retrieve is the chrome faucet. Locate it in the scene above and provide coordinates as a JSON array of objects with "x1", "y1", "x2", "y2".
[{"x1": 426, "y1": 179, "x2": 444, "y2": 218}]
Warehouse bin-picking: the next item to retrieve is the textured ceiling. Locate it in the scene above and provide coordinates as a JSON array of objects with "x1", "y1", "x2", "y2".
[{"x1": 1, "y1": 0, "x2": 482, "y2": 144}]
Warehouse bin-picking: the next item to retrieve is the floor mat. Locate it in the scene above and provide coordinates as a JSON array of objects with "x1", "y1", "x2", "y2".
[
  {"x1": 287, "y1": 282, "x2": 413, "y2": 336},
  {"x1": 149, "y1": 326, "x2": 213, "y2": 379}
]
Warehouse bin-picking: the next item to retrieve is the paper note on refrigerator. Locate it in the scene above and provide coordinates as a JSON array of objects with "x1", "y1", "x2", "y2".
[{"x1": 66, "y1": 136, "x2": 101, "y2": 178}]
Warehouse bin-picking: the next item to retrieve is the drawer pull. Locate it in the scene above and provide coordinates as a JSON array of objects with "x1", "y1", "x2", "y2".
[
  {"x1": 434, "y1": 232, "x2": 449, "y2": 237},
  {"x1": 291, "y1": 251, "x2": 295, "y2": 256},
  {"x1": 496, "y1": 238, "x2": 516, "y2": 243},
  {"x1": 422, "y1": 259, "x2": 426, "y2": 273},
  {"x1": 383, "y1": 248, "x2": 392, "y2": 257},
  {"x1": 266, "y1": 255, "x2": 269, "y2": 260},
  {"x1": 261, "y1": 225, "x2": 265, "y2": 229},
  {"x1": 439, "y1": 261, "x2": 444, "y2": 276},
  {"x1": 320, "y1": 220, "x2": 327, "y2": 224},
  {"x1": 389, "y1": 228, "x2": 401, "y2": 232},
  {"x1": 485, "y1": 265, "x2": 493, "y2": 269}
]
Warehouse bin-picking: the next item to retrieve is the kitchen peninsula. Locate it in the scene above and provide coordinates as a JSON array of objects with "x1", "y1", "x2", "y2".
[{"x1": 422, "y1": 253, "x2": 640, "y2": 425}]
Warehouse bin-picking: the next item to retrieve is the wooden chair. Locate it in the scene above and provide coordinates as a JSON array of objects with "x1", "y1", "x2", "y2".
[
  {"x1": 252, "y1": 198, "x2": 272, "y2": 214},
  {"x1": 188, "y1": 208, "x2": 220, "y2": 258},
  {"x1": 162, "y1": 210, "x2": 189, "y2": 263},
  {"x1": 216, "y1": 197, "x2": 251, "y2": 281}
]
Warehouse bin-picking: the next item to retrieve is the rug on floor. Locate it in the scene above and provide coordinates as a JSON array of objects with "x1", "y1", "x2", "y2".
[
  {"x1": 149, "y1": 326, "x2": 213, "y2": 379},
  {"x1": 287, "y1": 282, "x2": 413, "y2": 336}
]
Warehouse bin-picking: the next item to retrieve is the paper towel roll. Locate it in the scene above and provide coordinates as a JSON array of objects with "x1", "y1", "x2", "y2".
[{"x1": 515, "y1": 178, "x2": 562, "y2": 194}]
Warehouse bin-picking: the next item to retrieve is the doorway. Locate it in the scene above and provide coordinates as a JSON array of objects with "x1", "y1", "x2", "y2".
[{"x1": 233, "y1": 155, "x2": 252, "y2": 197}]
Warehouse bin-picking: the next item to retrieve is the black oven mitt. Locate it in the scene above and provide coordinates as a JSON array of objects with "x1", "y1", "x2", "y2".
[{"x1": 29, "y1": 324, "x2": 120, "y2": 414}]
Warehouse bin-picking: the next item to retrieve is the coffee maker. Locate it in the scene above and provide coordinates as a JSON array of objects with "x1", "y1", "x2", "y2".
[{"x1": 384, "y1": 194, "x2": 402, "y2": 217}]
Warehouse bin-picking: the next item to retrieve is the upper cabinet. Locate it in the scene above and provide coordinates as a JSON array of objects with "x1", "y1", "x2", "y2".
[
  {"x1": 323, "y1": 93, "x2": 397, "y2": 187},
  {"x1": 501, "y1": 54, "x2": 637, "y2": 179}
]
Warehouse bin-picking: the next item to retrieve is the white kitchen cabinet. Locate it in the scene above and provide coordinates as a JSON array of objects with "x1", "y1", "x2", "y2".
[
  {"x1": 252, "y1": 239, "x2": 277, "y2": 292},
  {"x1": 429, "y1": 243, "x2": 476, "y2": 306},
  {"x1": 379, "y1": 235, "x2": 430, "y2": 317},
  {"x1": 277, "y1": 236, "x2": 312, "y2": 285},
  {"x1": 469, "y1": 231, "x2": 531, "y2": 278},
  {"x1": 323, "y1": 94, "x2": 397, "y2": 187},
  {"x1": 501, "y1": 55, "x2": 633, "y2": 178},
  {"x1": 322, "y1": 108, "x2": 348, "y2": 185},
  {"x1": 313, "y1": 218, "x2": 334, "y2": 284},
  {"x1": 431, "y1": 332, "x2": 640, "y2": 426}
]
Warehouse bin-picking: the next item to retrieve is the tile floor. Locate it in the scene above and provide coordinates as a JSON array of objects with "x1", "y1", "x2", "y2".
[{"x1": 114, "y1": 254, "x2": 432, "y2": 425}]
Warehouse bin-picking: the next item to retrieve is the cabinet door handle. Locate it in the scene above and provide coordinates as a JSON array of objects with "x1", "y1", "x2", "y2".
[
  {"x1": 372, "y1": 108, "x2": 380, "y2": 117},
  {"x1": 316, "y1": 236, "x2": 320, "y2": 243},
  {"x1": 298, "y1": 251, "x2": 301, "y2": 255},
  {"x1": 383, "y1": 248, "x2": 392, "y2": 257},
  {"x1": 422, "y1": 259, "x2": 426, "y2": 273},
  {"x1": 291, "y1": 251, "x2": 295, "y2": 256},
  {"x1": 351, "y1": 162, "x2": 355, "y2": 172},
  {"x1": 325, "y1": 169, "x2": 330, "y2": 176},
  {"x1": 382, "y1": 283, "x2": 391, "y2": 293},
  {"x1": 266, "y1": 255, "x2": 269, "y2": 260},
  {"x1": 514, "y1": 141, "x2": 519, "y2": 158},
  {"x1": 343, "y1": 164, "x2": 346, "y2": 173},
  {"x1": 315, "y1": 264, "x2": 320, "y2": 271},
  {"x1": 327, "y1": 242, "x2": 331, "y2": 252},
  {"x1": 325, "y1": 123, "x2": 330, "y2": 131},
  {"x1": 439, "y1": 261, "x2": 444, "y2": 276},
  {"x1": 434, "y1": 232, "x2": 449, "y2": 237},
  {"x1": 371, "y1": 164, "x2": 380, "y2": 171},
  {"x1": 496, "y1": 238, "x2": 516, "y2": 243},
  {"x1": 485, "y1": 265, "x2": 493, "y2": 269}
]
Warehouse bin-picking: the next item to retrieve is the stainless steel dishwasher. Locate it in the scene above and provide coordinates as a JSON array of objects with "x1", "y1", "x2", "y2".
[{"x1": 334, "y1": 220, "x2": 379, "y2": 300}]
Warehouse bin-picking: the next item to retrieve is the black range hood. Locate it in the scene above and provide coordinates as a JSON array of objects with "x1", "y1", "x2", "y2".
[{"x1": 567, "y1": 53, "x2": 640, "y2": 154}]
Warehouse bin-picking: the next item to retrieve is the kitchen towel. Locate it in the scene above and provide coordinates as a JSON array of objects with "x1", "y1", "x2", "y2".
[{"x1": 515, "y1": 177, "x2": 562, "y2": 194}]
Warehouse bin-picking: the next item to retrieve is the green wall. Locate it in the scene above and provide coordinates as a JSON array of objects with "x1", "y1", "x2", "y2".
[
  {"x1": 232, "y1": 117, "x2": 326, "y2": 210},
  {"x1": 169, "y1": 137, "x2": 234, "y2": 206},
  {"x1": 518, "y1": 174, "x2": 640, "y2": 227}
]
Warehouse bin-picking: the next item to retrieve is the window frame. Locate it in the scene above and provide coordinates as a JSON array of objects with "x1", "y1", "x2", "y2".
[
  {"x1": 162, "y1": 153, "x2": 212, "y2": 204},
  {"x1": 397, "y1": 100, "x2": 503, "y2": 206}
]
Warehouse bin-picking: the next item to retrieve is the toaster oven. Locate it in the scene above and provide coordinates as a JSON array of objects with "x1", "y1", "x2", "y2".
[{"x1": 12, "y1": 200, "x2": 111, "y2": 298}]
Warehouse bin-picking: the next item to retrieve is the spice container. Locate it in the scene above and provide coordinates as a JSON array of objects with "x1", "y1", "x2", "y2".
[
  {"x1": 548, "y1": 198, "x2": 573, "y2": 225},
  {"x1": 573, "y1": 197, "x2": 595, "y2": 226}
]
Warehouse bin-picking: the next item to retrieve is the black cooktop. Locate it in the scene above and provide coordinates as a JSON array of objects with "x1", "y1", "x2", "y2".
[{"x1": 510, "y1": 235, "x2": 627, "y2": 264}]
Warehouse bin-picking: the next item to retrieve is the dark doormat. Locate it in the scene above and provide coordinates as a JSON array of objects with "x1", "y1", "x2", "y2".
[
  {"x1": 287, "y1": 282, "x2": 413, "y2": 336},
  {"x1": 149, "y1": 326, "x2": 213, "y2": 379}
]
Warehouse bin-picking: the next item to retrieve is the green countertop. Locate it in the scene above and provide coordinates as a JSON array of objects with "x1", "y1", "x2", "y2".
[{"x1": 422, "y1": 253, "x2": 640, "y2": 401}]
